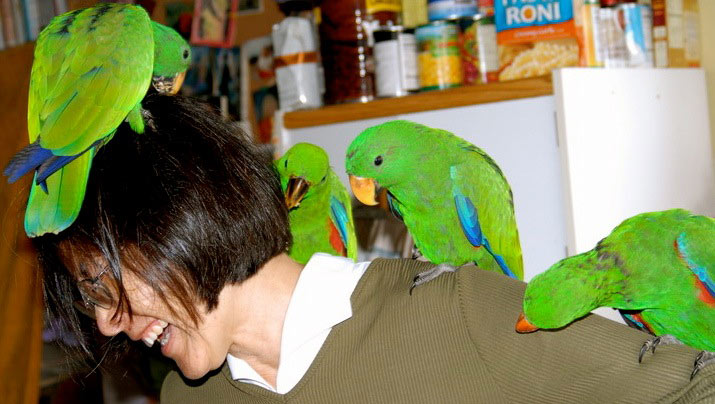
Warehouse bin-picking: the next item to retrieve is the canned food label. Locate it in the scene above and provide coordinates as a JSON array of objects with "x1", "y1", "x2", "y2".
[
  {"x1": 599, "y1": 8, "x2": 628, "y2": 68},
  {"x1": 416, "y1": 22, "x2": 463, "y2": 89},
  {"x1": 620, "y1": 4, "x2": 653, "y2": 67},
  {"x1": 399, "y1": 33, "x2": 420, "y2": 90},
  {"x1": 367, "y1": 0, "x2": 402, "y2": 13}
]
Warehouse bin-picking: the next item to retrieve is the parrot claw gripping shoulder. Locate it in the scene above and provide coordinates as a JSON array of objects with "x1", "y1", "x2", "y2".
[
  {"x1": 692, "y1": 351, "x2": 715, "y2": 380},
  {"x1": 638, "y1": 335, "x2": 682, "y2": 363},
  {"x1": 3, "y1": 3, "x2": 190, "y2": 237},
  {"x1": 410, "y1": 263, "x2": 461, "y2": 294}
]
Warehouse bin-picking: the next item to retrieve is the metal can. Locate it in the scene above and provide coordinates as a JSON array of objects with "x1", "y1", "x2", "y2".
[
  {"x1": 617, "y1": 3, "x2": 654, "y2": 67},
  {"x1": 599, "y1": 7, "x2": 628, "y2": 67},
  {"x1": 574, "y1": 0, "x2": 603, "y2": 67},
  {"x1": 456, "y1": 15, "x2": 480, "y2": 85},
  {"x1": 428, "y1": 0, "x2": 478, "y2": 21},
  {"x1": 373, "y1": 26, "x2": 419, "y2": 97},
  {"x1": 416, "y1": 20, "x2": 463, "y2": 91}
]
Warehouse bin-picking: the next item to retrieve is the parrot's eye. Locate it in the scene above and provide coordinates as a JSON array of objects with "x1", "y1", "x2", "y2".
[
  {"x1": 374, "y1": 155, "x2": 383, "y2": 166},
  {"x1": 284, "y1": 159, "x2": 288, "y2": 168},
  {"x1": 183, "y1": 49, "x2": 189, "y2": 59}
]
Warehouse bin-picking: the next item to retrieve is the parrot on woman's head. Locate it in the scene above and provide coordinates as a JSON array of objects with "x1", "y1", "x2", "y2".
[
  {"x1": 3, "y1": 3, "x2": 191, "y2": 237},
  {"x1": 516, "y1": 209, "x2": 715, "y2": 378},
  {"x1": 275, "y1": 143, "x2": 358, "y2": 264},
  {"x1": 345, "y1": 120, "x2": 523, "y2": 291}
]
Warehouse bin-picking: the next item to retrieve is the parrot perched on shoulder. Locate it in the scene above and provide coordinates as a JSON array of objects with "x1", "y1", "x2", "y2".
[
  {"x1": 275, "y1": 143, "x2": 358, "y2": 264},
  {"x1": 516, "y1": 209, "x2": 715, "y2": 378},
  {"x1": 345, "y1": 120, "x2": 523, "y2": 290},
  {"x1": 3, "y1": 3, "x2": 191, "y2": 237}
]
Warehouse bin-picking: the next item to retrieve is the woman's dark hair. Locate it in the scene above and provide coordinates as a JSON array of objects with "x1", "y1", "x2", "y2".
[{"x1": 34, "y1": 94, "x2": 291, "y2": 359}]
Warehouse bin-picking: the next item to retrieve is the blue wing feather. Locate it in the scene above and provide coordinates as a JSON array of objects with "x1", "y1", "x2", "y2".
[
  {"x1": 330, "y1": 196, "x2": 350, "y2": 248},
  {"x1": 454, "y1": 194, "x2": 483, "y2": 246},
  {"x1": 676, "y1": 233, "x2": 715, "y2": 299},
  {"x1": 453, "y1": 193, "x2": 517, "y2": 279}
]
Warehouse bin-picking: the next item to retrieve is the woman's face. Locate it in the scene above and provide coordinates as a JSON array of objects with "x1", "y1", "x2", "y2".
[{"x1": 81, "y1": 262, "x2": 234, "y2": 379}]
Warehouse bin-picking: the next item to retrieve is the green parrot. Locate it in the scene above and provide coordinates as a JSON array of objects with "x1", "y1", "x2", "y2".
[
  {"x1": 345, "y1": 120, "x2": 523, "y2": 291},
  {"x1": 275, "y1": 143, "x2": 358, "y2": 264},
  {"x1": 3, "y1": 3, "x2": 191, "y2": 237},
  {"x1": 516, "y1": 209, "x2": 715, "y2": 378}
]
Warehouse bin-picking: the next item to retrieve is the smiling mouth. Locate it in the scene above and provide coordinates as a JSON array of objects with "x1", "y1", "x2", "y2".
[{"x1": 143, "y1": 319, "x2": 171, "y2": 347}]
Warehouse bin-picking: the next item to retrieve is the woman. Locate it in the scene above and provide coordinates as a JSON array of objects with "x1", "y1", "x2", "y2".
[{"x1": 35, "y1": 95, "x2": 715, "y2": 402}]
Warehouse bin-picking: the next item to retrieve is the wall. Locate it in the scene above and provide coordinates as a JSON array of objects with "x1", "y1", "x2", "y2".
[
  {"x1": 0, "y1": 43, "x2": 43, "y2": 404},
  {"x1": 700, "y1": 0, "x2": 715, "y2": 156}
]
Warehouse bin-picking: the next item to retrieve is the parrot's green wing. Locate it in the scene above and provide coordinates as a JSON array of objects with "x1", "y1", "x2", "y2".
[
  {"x1": 450, "y1": 149, "x2": 523, "y2": 279},
  {"x1": 29, "y1": 4, "x2": 154, "y2": 154}
]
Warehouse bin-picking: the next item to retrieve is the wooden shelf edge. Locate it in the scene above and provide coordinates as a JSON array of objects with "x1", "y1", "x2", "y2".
[{"x1": 283, "y1": 75, "x2": 553, "y2": 129}]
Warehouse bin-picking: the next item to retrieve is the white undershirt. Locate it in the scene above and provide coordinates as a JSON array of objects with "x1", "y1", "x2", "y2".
[{"x1": 226, "y1": 253, "x2": 370, "y2": 394}]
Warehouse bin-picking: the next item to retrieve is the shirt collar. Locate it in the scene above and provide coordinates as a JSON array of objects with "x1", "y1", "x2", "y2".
[{"x1": 227, "y1": 253, "x2": 368, "y2": 385}]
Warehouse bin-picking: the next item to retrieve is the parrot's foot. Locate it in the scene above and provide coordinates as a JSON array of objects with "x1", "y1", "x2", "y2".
[
  {"x1": 638, "y1": 335, "x2": 682, "y2": 363},
  {"x1": 141, "y1": 108, "x2": 156, "y2": 132},
  {"x1": 691, "y1": 351, "x2": 715, "y2": 380},
  {"x1": 411, "y1": 244, "x2": 423, "y2": 260},
  {"x1": 410, "y1": 263, "x2": 461, "y2": 294}
]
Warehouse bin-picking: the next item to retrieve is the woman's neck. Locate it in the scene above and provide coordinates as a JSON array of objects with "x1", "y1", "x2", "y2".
[{"x1": 225, "y1": 253, "x2": 304, "y2": 387}]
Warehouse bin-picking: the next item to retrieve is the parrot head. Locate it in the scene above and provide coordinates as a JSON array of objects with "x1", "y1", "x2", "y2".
[
  {"x1": 151, "y1": 22, "x2": 191, "y2": 95},
  {"x1": 516, "y1": 250, "x2": 606, "y2": 333},
  {"x1": 345, "y1": 120, "x2": 441, "y2": 206},
  {"x1": 275, "y1": 143, "x2": 330, "y2": 210}
]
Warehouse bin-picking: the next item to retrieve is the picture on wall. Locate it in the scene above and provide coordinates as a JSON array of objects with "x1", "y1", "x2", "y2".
[{"x1": 190, "y1": 0, "x2": 239, "y2": 47}]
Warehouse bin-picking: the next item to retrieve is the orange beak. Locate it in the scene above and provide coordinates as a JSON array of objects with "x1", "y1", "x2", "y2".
[
  {"x1": 349, "y1": 175, "x2": 378, "y2": 206},
  {"x1": 285, "y1": 177, "x2": 310, "y2": 210},
  {"x1": 515, "y1": 312, "x2": 540, "y2": 333},
  {"x1": 170, "y1": 71, "x2": 186, "y2": 94}
]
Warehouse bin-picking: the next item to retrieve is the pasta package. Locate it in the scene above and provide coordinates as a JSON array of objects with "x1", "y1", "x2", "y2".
[{"x1": 494, "y1": 0, "x2": 579, "y2": 81}]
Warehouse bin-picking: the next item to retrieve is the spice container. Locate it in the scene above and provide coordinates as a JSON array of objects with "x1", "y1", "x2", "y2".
[
  {"x1": 474, "y1": 14, "x2": 498, "y2": 82},
  {"x1": 319, "y1": 0, "x2": 375, "y2": 104},
  {"x1": 373, "y1": 25, "x2": 419, "y2": 97},
  {"x1": 416, "y1": 20, "x2": 463, "y2": 91}
]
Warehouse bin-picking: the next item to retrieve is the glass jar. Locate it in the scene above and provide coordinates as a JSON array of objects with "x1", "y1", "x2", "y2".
[{"x1": 319, "y1": 0, "x2": 375, "y2": 104}]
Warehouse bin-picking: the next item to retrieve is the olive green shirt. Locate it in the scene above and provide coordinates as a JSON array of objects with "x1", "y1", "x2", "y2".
[{"x1": 162, "y1": 258, "x2": 715, "y2": 403}]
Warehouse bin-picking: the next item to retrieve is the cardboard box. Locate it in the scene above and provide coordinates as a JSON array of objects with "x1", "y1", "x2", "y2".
[{"x1": 494, "y1": 0, "x2": 579, "y2": 81}]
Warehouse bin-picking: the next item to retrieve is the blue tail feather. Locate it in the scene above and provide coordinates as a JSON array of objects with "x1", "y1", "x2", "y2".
[
  {"x1": 36, "y1": 154, "x2": 82, "y2": 185},
  {"x1": 483, "y1": 239, "x2": 518, "y2": 279},
  {"x1": 4, "y1": 142, "x2": 54, "y2": 183}
]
